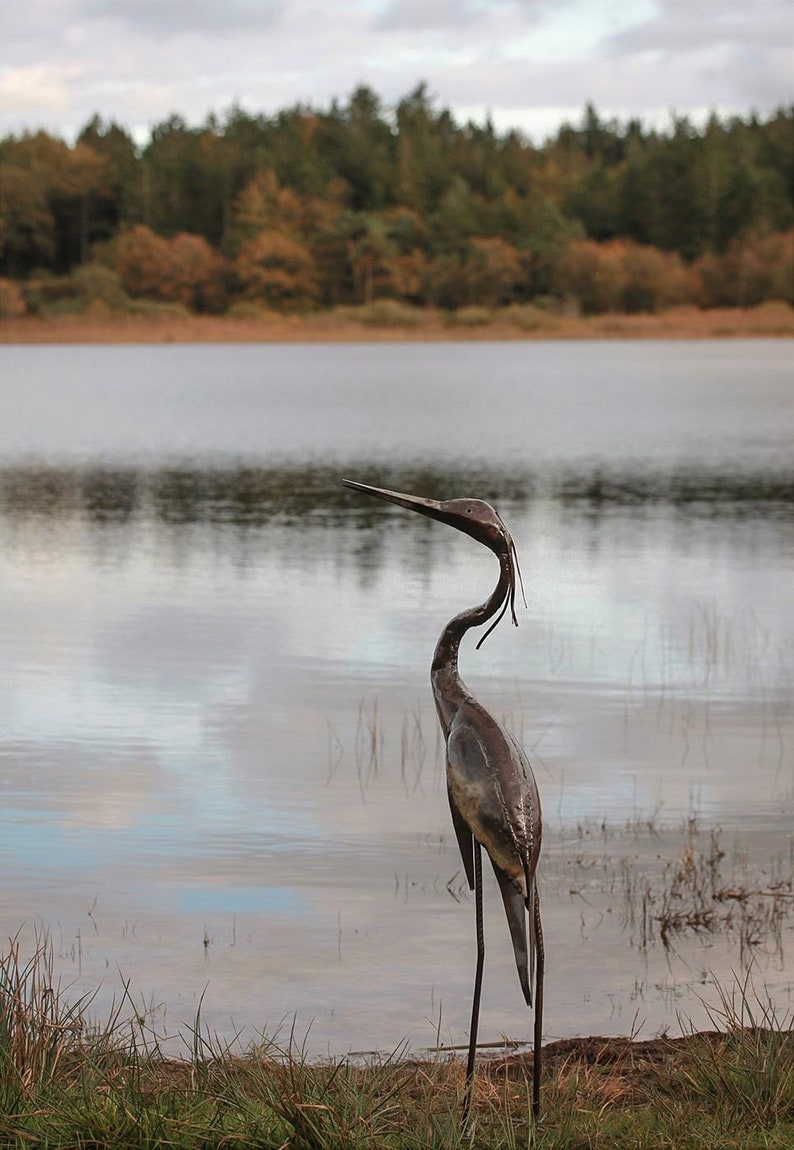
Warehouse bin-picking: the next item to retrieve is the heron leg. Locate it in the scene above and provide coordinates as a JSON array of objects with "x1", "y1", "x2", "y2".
[
  {"x1": 462, "y1": 837, "x2": 484, "y2": 1135},
  {"x1": 532, "y1": 881, "x2": 544, "y2": 1121}
]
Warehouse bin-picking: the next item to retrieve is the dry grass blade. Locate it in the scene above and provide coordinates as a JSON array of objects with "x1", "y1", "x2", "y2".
[
  {"x1": 2, "y1": 932, "x2": 793, "y2": 1147},
  {"x1": 679, "y1": 971, "x2": 794, "y2": 1129},
  {"x1": 0, "y1": 927, "x2": 91, "y2": 1093}
]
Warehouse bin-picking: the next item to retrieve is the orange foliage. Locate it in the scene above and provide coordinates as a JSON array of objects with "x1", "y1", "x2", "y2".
[
  {"x1": 116, "y1": 224, "x2": 227, "y2": 312},
  {"x1": 553, "y1": 238, "x2": 696, "y2": 313},
  {"x1": 466, "y1": 237, "x2": 525, "y2": 307},
  {"x1": 228, "y1": 171, "x2": 305, "y2": 252},
  {"x1": 234, "y1": 230, "x2": 318, "y2": 309},
  {"x1": 695, "y1": 229, "x2": 794, "y2": 307},
  {"x1": 164, "y1": 233, "x2": 227, "y2": 312},
  {"x1": 387, "y1": 248, "x2": 430, "y2": 302},
  {"x1": 621, "y1": 244, "x2": 695, "y2": 312},
  {"x1": 0, "y1": 277, "x2": 27, "y2": 318},
  {"x1": 116, "y1": 225, "x2": 169, "y2": 298},
  {"x1": 553, "y1": 239, "x2": 625, "y2": 312}
]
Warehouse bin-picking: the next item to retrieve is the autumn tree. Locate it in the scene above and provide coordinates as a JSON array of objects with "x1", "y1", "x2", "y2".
[
  {"x1": 695, "y1": 229, "x2": 794, "y2": 306},
  {"x1": 226, "y1": 169, "x2": 304, "y2": 254},
  {"x1": 465, "y1": 237, "x2": 524, "y2": 306},
  {"x1": 234, "y1": 230, "x2": 317, "y2": 309},
  {"x1": 116, "y1": 224, "x2": 226, "y2": 311},
  {"x1": 552, "y1": 239, "x2": 626, "y2": 312},
  {"x1": 553, "y1": 238, "x2": 695, "y2": 313},
  {"x1": 116, "y1": 224, "x2": 170, "y2": 298},
  {"x1": 163, "y1": 232, "x2": 227, "y2": 311},
  {"x1": 621, "y1": 242, "x2": 693, "y2": 311}
]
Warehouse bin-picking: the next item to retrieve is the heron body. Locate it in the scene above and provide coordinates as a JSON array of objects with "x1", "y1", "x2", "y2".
[
  {"x1": 431, "y1": 577, "x2": 542, "y2": 1011},
  {"x1": 342, "y1": 481, "x2": 544, "y2": 1125}
]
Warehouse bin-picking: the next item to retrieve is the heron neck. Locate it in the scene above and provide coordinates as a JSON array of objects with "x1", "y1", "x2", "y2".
[{"x1": 431, "y1": 551, "x2": 512, "y2": 736}]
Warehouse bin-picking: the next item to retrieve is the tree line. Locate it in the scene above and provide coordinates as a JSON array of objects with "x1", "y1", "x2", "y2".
[{"x1": 1, "y1": 85, "x2": 792, "y2": 317}]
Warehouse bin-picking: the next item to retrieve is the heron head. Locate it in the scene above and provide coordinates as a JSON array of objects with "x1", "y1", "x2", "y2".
[
  {"x1": 435, "y1": 497, "x2": 512, "y2": 549},
  {"x1": 342, "y1": 481, "x2": 506, "y2": 545},
  {"x1": 342, "y1": 479, "x2": 525, "y2": 645}
]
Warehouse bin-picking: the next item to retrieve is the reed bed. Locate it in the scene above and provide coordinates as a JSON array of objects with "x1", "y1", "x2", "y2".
[
  {"x1": 2, "y1": 300, "x2": 793, "y2": 344},
  {"x1": 1, "y1": 931, "x2": 792, "y2": 1148}
]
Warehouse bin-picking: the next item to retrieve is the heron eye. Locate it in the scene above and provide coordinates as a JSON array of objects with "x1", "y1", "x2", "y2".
[{"x1": 466, "y1": 506, "x2": 472, "y2": 514}]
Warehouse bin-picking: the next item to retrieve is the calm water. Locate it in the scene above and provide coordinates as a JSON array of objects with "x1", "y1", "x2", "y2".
[{"x1": 1, "y1": 340, "x2": 793, "y2": 1055}]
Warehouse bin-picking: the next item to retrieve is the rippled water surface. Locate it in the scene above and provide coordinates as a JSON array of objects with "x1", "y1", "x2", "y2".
[{"x1": 1, "y1": 340, "x2": 793, "y2": 1054}]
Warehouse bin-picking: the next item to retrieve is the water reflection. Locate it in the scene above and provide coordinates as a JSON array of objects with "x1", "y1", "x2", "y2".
[
  {"x1": 3, "y1": 461, "x2": 793, "y2": 527},
  {"x1": 2, "y1": 340, "x2": 793, "y2": 1056}
]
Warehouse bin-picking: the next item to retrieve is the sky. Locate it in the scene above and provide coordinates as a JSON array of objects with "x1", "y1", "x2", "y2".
[{"x1": 1, "y1": 0, "x2": 792, "y2": 144}]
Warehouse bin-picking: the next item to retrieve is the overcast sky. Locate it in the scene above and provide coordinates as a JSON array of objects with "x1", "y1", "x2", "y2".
[{"x1": 1, "y1": 0, "x2": 792, "y2": 143}]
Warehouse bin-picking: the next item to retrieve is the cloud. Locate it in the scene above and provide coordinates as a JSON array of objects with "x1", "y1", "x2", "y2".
[
  {"x1": 603, "y1": 0, "x2": 793, "y2": 55},
  {"x1": 78, "y1": 0, "x2": 287, "y2": 37},
  {"x1": 594, "y1": 0, "x2": 794, "y2": 120},
  {"x1": 0, "y1": 0, "x2": 790, "y2": 142},
  {"x1": 0, "y1": 64, "x2": 77, "y2": 116},
  {"x1": 375, "y1": 0, "x2": 551, "y2": 30},
  {"x1": 376, "y1": 0, "x2": 479, "y2": 30}
]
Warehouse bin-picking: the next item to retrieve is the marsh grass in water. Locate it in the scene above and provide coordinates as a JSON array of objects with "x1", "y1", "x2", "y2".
[
  {"x1": 334, "y1": 697, "x2": 793, "y2": 971},
  {"x1": 2, "y1": 933, "x2": 793, "y2": 1148},
  {"x1": 611, "y1": 823, "x2": 794, "y2": 966}
]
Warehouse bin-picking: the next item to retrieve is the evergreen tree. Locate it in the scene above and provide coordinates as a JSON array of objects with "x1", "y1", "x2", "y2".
[{"x1": 1, "y1": 91, "x2": 792, "y2": 312}]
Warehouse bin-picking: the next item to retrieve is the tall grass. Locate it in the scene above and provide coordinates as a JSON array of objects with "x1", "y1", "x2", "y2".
[
  {"x1": 0, "y1": 928, "x2": 88, "y2": 1096},
  {"x1": 680, "y1": 972, "x2": 794, "y2": 1130},
  {"x1": 2, "y1": 931, "x2": 792, "y2": 1148}
]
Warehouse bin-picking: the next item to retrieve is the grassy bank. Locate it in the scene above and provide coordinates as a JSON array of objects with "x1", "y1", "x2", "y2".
[
  {"x1": 2, "y1": 935, "x2": 792, "y2": 1148},
  {"x1": 2, "y1": 301, "x2": 794, "y2": 345}
]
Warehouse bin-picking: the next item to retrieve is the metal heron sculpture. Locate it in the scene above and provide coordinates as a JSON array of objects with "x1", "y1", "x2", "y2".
[{"x1": 342, "y1": 480, "x2": 544, "y2": 1128}]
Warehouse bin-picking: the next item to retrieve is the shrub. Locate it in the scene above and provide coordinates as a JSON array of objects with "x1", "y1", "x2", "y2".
[
  {"x1": 355, "y1": 299, "x2": 426, "y2": 327},
  {"x1": 16, "y1": 265, "x2": 131, "y2": 316},
  {"x1": 125, "y1": 299, "x2": 191, "y2": 319},
  {"x1": 0, "y1": 277, "x2": 27, "y2": 318},
  {"x1": 501, "y1": 303, "x2": 562, "y2": 331},
  {"x1": 553, "y1": 239, "x2": 697, "y2": 313},
  {"x1": 116, "y1": 225, "x2": 227, "y2": 312},
  {"x1": 71, "y1": 263, "x2": 130, "y2": 311},
  {"x1": 226, "y1": 300, "x2": 278, "y2": 320},
  {"x1": 695, "y1": 229, "x2": 794, "y2": 307},
  {"x1": 20, "y1": 272, "x2": 80, "y2": 315},
  {"x1": 445, "y1": 305, "x2": 494, "y2": 327}
]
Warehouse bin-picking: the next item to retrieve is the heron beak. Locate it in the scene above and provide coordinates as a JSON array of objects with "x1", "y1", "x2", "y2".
[{"x1": 342, "y1": 479, "x2": 445, "y2": 522}]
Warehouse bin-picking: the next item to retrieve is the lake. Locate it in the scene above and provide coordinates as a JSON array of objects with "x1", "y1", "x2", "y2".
[{"x1": 1, "y1": 339, "x2": 792, "y2": 1057}]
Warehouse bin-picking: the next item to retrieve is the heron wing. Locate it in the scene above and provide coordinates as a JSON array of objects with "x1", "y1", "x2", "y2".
[
  {"x1": 446, "y1": 712, "x2": 538, "y2": 885},
  {"x1": 446, "y1": 713, "x2": 538, "y2": 1006},
  {"x1": 448, "y1": 790, "x2": 475, "y2": 890}
]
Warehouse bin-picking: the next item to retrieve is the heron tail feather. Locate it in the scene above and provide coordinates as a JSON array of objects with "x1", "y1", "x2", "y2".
[{"x1": 491, "y1": 860, "x2": 532, "y2": 1007}]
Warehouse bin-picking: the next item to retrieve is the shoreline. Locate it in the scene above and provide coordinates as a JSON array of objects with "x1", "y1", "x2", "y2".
[{"x1": 2, "y1": 302, "x2": 793, "y2": 344}]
